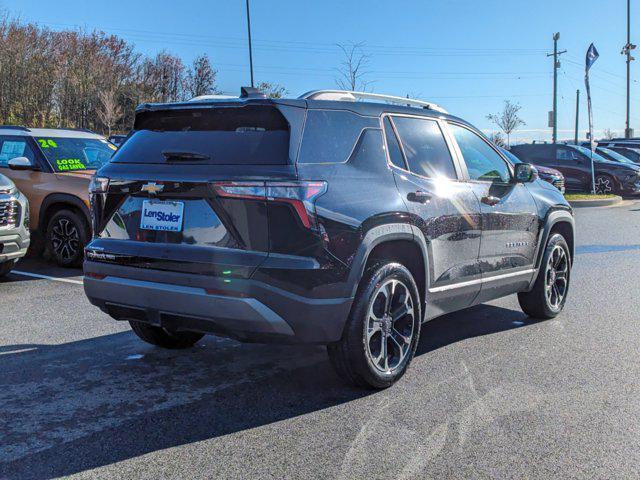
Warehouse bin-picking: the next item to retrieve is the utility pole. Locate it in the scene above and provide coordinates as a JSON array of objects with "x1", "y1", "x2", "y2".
[
  {"x1": 574, "y1": 89, "x2": 580, "y2": 144},
  {"x1": 548, "y1": 33, "x2": 567, "y2": 143},
  {"x1": 245, "y1": 0, "x2": 255, "y2": 87},
  {"x1": 622, "y1": 0, "x2": 636, "y2": 138}
]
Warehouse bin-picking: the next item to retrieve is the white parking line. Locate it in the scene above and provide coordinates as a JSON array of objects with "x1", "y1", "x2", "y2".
[{"x1": 10, "y1": 270, "x2": 84, "y2": 285}]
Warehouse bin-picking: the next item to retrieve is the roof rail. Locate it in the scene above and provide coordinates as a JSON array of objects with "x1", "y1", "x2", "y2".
[
  {"x1": 0, "y1": 125, "x2": 30, "y2": 131},
  {"x1": 189, "y1": 94, "x2": 238, "y2": 102},
  {"x1": 299, "y1": 90, "x2": 448, "y2": 114}
]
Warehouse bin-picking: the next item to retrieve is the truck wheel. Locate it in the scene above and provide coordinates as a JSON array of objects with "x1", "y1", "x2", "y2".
[
  {"x1": 129, "y1": 320, "x2": 204, "y2": 349},
  {"x1": 0, "y1": 260, "x2": 16, "y2": 278},
  {"x1": 327, "y1": 262, "x2": 421, "y2": 389},
  {"x1": 45, "y1": 209, "x2": 88, "y2": 268},
  {"x1": 518, "y1": 233, "x2": 571, "y2": 319}
]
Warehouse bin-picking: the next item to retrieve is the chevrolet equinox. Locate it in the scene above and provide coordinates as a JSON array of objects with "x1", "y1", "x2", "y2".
[{"x1": 84, "y1": 88, "x2": 575, "y2": 388}]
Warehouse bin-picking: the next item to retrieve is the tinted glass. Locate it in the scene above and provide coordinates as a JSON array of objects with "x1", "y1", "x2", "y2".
[
  {"x1": 0, "y1": 136, "x2": 36, "y2": 167},
  {"x1": 392, "y1": 116, "x2": 456, "y2": 178},
  {"x1": 36, "y1": 137, "x2": 114, "y2": 171},
  {"x1": 449, "y1": 124, "x2": 510, "y2": 182},
  {"x1": 556, "y1": 147, "x2": 581, "y2": 161},
  {"x1": 299, "y1": 109, "x2": 376, "y2": 164},
  {"x1": 115, "y1": 105, "x2": 290, "y2": 165},
  {"x1": 383, "y1": 117, "x2": 406, "y2": 169},
  {"x1": 570, "y1": 145, "x2": 608, "y2": 163},
  {"x1": 597, "y1": 148, "x2": 635, "y2": 164}
]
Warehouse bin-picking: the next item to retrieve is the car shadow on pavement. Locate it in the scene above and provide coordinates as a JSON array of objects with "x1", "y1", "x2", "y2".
[{"x1": 0, "y1": 304, "x2": 529, "y2": 479}]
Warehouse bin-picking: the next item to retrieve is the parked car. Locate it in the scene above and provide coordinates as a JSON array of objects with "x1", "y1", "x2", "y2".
[
  {"x1": 604, "y1": 146, "x2": 640, "y2": 163},
  {"x1": 594, "y1": 146, "x2": 639, "y2": 165},
  {"x1": 502, "y1": 148, "x2": 565, "y2": 193},
  {"x1": 597, "y1": 139, "x2": 640, "y2": 151},
  {"x1": 0, "y1": 173, "x2": 29, "y2": 277},
  {"x1": 108, "y1": 134, "x2": 127, "y2": 147},
  {"x1": 0, "y1": 126, "x2": 116, "y2": 266},
  {"x1": 84, "y1": 88, "x2": 575, "y2": 389},
  {"x1": 511, "y1": 143, "x2": 640, "y2": 195}
]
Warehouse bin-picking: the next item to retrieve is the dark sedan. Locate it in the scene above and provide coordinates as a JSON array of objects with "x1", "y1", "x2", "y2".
[
  {"x1": 510, "y1": 143, "x2": 640, "y2": 195},
  {"x1": 501, "y1": 148, "x2": 565, "y2": 193}
]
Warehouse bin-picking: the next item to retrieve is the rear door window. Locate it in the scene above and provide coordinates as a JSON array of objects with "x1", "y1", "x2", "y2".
[
  {"x1": 382, "y1": 117, "x2": 407, "y2": 169},
  {"x1": 391, "y1": 116, "x2": 457, "y2": 179}
]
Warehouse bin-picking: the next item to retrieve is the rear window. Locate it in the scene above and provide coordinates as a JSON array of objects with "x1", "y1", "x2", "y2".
[{"x1": 112, "y1": 105, "x2": 290, "y2": 165}]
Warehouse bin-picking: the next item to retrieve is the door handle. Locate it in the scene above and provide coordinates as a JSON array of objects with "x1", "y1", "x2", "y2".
[
  {"x1": 481, "y1": 195, "x2": 501, "y2": 206},
  {"x1": 407, "y1": 191, "x2": 432, "y2": 204}
]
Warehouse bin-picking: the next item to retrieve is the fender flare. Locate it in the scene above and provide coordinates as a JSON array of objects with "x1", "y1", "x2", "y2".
[
  {"x1": 38, "y1": 193, "x2": 91, "y2": 233},
  {"x1": 529, "y1": 208, "x2": 575, "y2": 289},
  {"x1": 346, "y1": 223, "x2": 430, "y2": 301}
]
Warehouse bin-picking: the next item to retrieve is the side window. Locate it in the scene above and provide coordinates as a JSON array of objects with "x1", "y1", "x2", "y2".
[
  {"x1": 298, "y1": 110, "x2": 378, "y2": 164},
  {"x1": 382, "y1": 117, "x2": 406, "y2": 169},
  {"x1": 391, "y1": 116, "x2": 457, "y2": 179},
  {"x1": 0, "y1": 137, "x2": 36, "y2": 167},
  {"x1": 449, "y1": 124, "x2": 511, "y2": 182},
  {"x1": 556, "y1": 147, "x2": 580, "y2": 162}
]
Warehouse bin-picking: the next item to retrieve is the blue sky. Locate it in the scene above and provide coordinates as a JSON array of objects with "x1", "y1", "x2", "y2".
[{"x1": 2, "y1": 0, "x2": 637, "y2": 141}]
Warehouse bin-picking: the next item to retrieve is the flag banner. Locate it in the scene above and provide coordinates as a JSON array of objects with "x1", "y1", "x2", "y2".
[{"x1": 585, "y1": 43, "x2": 599, "y2": 193}]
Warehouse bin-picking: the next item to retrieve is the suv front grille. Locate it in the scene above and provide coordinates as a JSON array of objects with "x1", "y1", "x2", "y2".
[{"x1": 0, "y1": 200, "x2": 19, "y2": 229}]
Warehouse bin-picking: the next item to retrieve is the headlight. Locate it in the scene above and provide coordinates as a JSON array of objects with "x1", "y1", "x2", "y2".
[{"x1": 89, "y1": 176, "x2": 110, "y2": 194}]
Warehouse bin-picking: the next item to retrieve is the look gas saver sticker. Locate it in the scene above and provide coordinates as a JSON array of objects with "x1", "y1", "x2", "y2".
[{"x1": 56, "y1": 158, "x2": 85, "y2": 171}]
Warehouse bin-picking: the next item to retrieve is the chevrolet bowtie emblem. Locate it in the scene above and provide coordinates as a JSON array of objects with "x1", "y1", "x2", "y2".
[{"x1": 141, "y1": 182, "x2": 164, "y2": 195}]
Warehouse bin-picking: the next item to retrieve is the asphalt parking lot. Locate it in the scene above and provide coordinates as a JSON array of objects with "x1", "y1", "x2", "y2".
[{"x1": 1, "y1": 201, "x2": 640, "y2": 479}]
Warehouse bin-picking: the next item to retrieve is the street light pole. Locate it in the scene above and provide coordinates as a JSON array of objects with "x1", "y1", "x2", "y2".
[
  {"x1": 548, "y1": 33, "x2": 567, "y2": 144},
  {"x1": 622, "y1": 0, "x2": 636, "y2": 138},
  {"x1": 245, "y1": 0, "x2": 255, "y2": 87}
]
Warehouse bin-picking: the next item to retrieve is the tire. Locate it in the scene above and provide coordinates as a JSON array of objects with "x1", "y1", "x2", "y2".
[
  {"x1": 518, "y1": 233, "x2": 571, "y2": 319},
  {"x1": 327, "y1": 262, "x2": 422, "y2": 389},
  {"x1": 594, "y1": 174, "x2": 616, "y2": 195},
  {"x1": 129, "y1": 320, "x2": 204, "y2": 349},
  {"x1": 0, "y1": 260, "x2": 16, "y2": 278},
  {"x1": 45, "y1": 209, "x2": 89, "y2": 268}
]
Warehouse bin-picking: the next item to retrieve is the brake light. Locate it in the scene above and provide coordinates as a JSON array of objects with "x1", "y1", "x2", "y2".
[{"x1": 213, "y1": 181, "x2": 327, "y2": 229}]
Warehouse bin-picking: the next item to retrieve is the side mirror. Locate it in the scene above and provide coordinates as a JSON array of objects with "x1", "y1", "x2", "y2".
[
  {"x1": 513, "y1": 163, "x2": 538, "y2": 183},
  {"x1": 8, "y1": 156, "x2": 38, "y2": 171}
]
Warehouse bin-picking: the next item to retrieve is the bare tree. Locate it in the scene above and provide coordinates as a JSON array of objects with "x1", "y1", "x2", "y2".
[
  {"x1": 488, "y1": 132, "x2": 507, "y2": 148},
  {"x1": 335, "y1": 42, "x2": 371, "y2": 91},
  {"x1": 256, "y1": 81, "x2": 287, "y2": 99},
  {"x1": 185, "y1": 54, "x2": 218, "y2": 98},
  {"x1": 603, "y1": 128, "x2": 616, "y2": 140},
  {"x1": 486, "y1": 100, "x2": 526, "y2": 147},
  {"x1": 97, "y1": 90, "x2": 123, "y2": 136}
]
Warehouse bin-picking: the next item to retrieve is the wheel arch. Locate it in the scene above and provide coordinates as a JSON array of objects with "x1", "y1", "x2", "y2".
[
  {"x1": 347, "y1": 223, "x2": 429, "y2": 313},
  {"x1": 529, "y1": 208, "x2": 575, "y2": 290},
  {"x1": 39, "y1": 193, "x2": 91, "y2": 234}
]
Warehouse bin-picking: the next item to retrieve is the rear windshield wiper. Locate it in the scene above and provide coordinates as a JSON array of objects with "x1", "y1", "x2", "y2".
[{"x1": 162, "y1": 150, "x2": 210, "y2": 161}]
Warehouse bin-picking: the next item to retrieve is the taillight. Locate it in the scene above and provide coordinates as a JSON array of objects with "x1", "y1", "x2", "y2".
[{"x1": 212, "y1": 181, "x2": 327, "y2": 230}]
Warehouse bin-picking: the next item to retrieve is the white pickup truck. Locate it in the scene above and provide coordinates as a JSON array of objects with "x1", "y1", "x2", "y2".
[{"x1": 0, "y1": 173, "x2": 29, "y2": 277}]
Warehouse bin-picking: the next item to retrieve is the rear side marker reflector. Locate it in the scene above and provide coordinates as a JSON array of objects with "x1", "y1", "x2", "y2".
[{"x1": 212, "y1": 181, "x2": 327, "y2": 230}]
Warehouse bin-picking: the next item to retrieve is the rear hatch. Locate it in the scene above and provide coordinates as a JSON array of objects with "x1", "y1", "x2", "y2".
[{"x1": 89, "y1": 100, "x2": 323, "y2": 278}]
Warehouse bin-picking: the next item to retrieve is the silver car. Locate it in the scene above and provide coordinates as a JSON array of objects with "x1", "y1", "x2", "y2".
[{"x1": 0, "y1": 173, "x2": 29, "y2": 277}]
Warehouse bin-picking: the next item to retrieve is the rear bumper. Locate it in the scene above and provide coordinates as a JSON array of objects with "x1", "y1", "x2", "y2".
[{"x1": 83, "y1": 260, "x2": 353, "y2": 344}]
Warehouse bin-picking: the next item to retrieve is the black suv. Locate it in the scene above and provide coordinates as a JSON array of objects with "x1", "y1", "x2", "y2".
[
  {"x1": 511, "y1": 143, "x2": 640, "y2": 195},
  {"x1": 84, "y1": 88, "x2": 575, "y2": 388}
]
